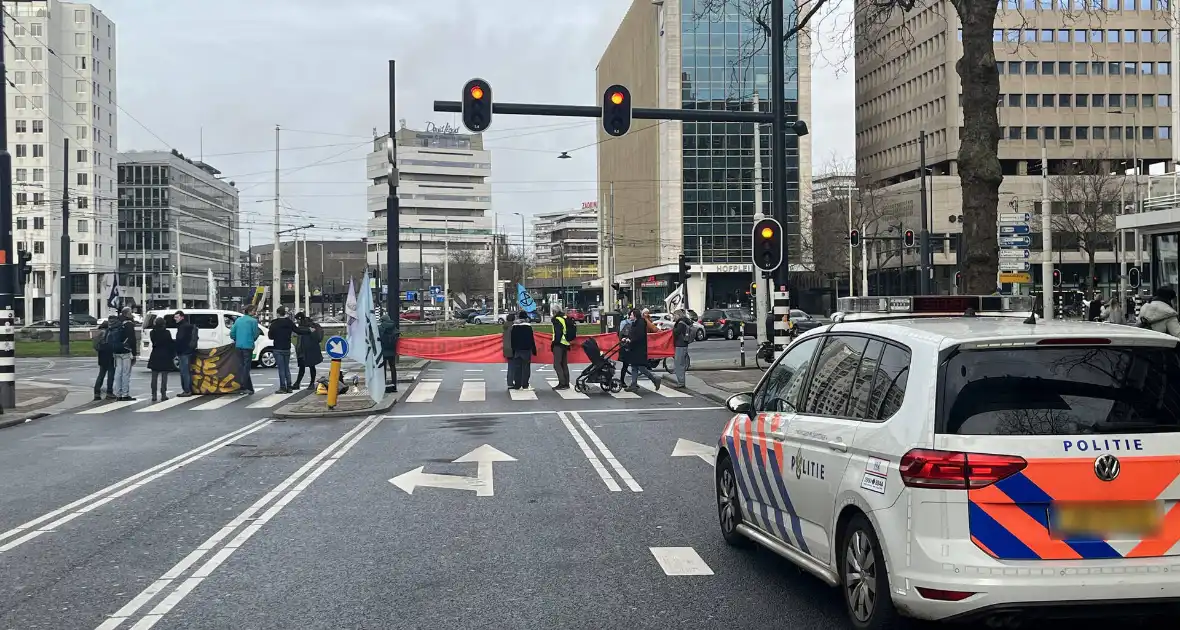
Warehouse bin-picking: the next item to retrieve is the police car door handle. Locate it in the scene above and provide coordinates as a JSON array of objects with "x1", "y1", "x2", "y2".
[
  {"x1": 767, "y1": 429, "x2": 787, "y2": 440},
  {"x1": 827, "y1": 441, "x2": 848, "y2": 453}
]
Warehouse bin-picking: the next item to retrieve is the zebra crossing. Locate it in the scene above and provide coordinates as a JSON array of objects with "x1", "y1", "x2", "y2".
[
  {"x1": 402, "y1": 375, "x2": 693, "y2": 404},
  {"x1": 77, "y1": 390, "x2": 307, "y2": 415}
]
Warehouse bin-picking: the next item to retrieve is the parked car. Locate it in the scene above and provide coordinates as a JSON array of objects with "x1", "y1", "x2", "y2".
[
  {"x1": 138, "y1": 309, "x2": 277, "y2": 370},
  {"x1": 471, "y1": 312, "x2": 504, "y2": 325},
  {"x1": 700, "y1": 308, "x2": 756, "y2": 339}
]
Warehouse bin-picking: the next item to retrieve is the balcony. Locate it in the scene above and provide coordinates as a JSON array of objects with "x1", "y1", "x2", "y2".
[{"x1": 1118, "y1": 173, "x2": 1180, "y2": 235}]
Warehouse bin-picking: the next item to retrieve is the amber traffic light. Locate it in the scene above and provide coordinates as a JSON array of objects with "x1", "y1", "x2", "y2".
[
  {"x1": 752, "y1": 217, "x2": 783, "y2": 273},
  {"x1": 462, "y1": 78, "x2": 492, "y2": 132},
  {"x1": 602, "y1": 84, "x2": 632, "y2": 137}
]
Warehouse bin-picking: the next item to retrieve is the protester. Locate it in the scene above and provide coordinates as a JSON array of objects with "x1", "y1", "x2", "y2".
[
  {"x1": 509, "y1": 310, "x2": 537, "y2": 390},
  {"x1": 502, "y1": 312, "x2": 516, "y2": 389},
  {"x1": 378, "y1": 314, "x2": 398, "y2": 387},
  {"x1": 173, "y1": 310, "x2": 197, "y2": 396},
  {"x1": 293, "y1": 312, "x2": 324, "y2": 389},
  {"x1": 92, "y1": 316, "x2": 117, "y2": 401},
  {"x1": 1138, "y1": 286, "x2": 1180, "y2": 337},
  {"x1": 109, "y1": 306, "x2": 138, "y2": 401},
  {"x1": 623, "y1": 308, "x2": 660, "y2": 392},
  {"x1": 617, "y1": 314, "x2": 633, "y2": 386},
  {"x1": 267, "y1": 306, "x2": 309, "y2": 394},
  {"x1": 1087, "y1": 291, "x2": 1103, "y2": 322},
  {"x1": 147, "y1": 317, "x2": 175, "y2": 402},
  {"x1": 671, "y1": 308, "x2": 693, "y2": 388},
  {"x1": 229, "y1": 304, "x2": 262, "y2": 394},
  {"x1": 550, "y1": 308, "x2": 573, "y2": 390}
]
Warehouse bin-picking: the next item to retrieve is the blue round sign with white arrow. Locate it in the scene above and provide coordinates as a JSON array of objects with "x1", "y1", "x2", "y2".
[{"x1": 325, "y1": 336, "x2": 348, "y2": 360}]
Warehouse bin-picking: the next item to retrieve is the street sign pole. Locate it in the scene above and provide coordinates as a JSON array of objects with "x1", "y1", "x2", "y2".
[{"x1": 997, "y1": 212, "x2": 1032, "y2": 295}]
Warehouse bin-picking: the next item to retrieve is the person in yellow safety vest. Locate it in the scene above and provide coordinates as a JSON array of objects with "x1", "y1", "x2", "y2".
[{"x1": 551, "y1": 308, "x2": 572, "y2": 390}]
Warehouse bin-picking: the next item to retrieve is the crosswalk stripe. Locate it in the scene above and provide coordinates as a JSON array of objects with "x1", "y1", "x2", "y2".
[
  {"x1": 547, "y1": 380, "x2": 589, "y2": 400},
  {"x1": 191, "y1": 395, "x2": 242, "y2": 411},
  {"x1": 509, "y1": 387, "x2": 537, "y2": 401},
  {"x1": 638, "y1": 380, "x2": 691, "y2": 397},
  {"x1": 406, "y1": 381, "x2": 439, "y2": 403},
  {"x1": 610, "y1": 389, "x2": 641, "y2": 399},
  {"x1": 246, "y1": 392, "x2": 299, "y2": 409},
  {"x1": 79, "y1": 399, "x2": 139, "y2": 414},
  {"x1": 459, "y1": 381, "x2": 485, "y2": 402},
  {"x1": 136, "y1": 396, "x2": 202, "y2": 413}
]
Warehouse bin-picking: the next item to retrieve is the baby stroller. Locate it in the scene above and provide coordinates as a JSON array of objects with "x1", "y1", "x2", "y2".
[{"x1": 575, "y1": 337, "x2": 624, "y2": 394}]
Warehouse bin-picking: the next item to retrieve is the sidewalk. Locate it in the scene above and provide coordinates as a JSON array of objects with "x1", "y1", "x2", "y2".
[
  {"x1": 676, "y1": 367, "x2": 761, "y2": 406},
  {"x1": 273, "y1": 358, "x2": 428, "y2": 419},
  {"x1": 0, "y1": 381, "x2": 95, "y2": 430}
]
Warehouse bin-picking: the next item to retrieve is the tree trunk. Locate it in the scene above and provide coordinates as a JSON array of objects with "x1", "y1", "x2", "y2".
[
  {"x1": 1087, "y1": 250, "x2": 1097, "y2": 291},
  {"x1": 952, "y1": 0, "x2": 1003, "y2": 294}
]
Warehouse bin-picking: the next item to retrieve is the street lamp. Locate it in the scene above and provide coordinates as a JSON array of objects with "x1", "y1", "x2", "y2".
[
  {"x1": 512, "y1": 211, "x2": 527, "y2": 283},
  {"x1": 1110, "y1": 108, "x2": 1142, "y2": 302}
]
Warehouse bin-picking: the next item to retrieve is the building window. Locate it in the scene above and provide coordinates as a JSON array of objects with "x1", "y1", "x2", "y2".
[
  {"x1": 1040, "y1": 29, "x2": 1053, "y2": 41},
  {"x1": 1008, "y1": 127, "x2": 1022, "y2": 140},
  {"x1": 15, "y1": 169, "x2": 26, "y2": 182},
  {"x1": 1093, "y1": 93, "x2": 1106, "y2": 107},
  {"x1": 1026, "y1": 126, "x2": 1039, "y2": 140},
  {"x1": 1076, "y1": 126, "x2": 1089, "y2": 140},
  {"x1": 1008, "y1": 61, "x2": 1021, "y2": 74},
  {"x1": 33, "y1": 217, "x2": 44, "y2": 230},
  {"x1": 15, "y1": 145, "x2": 26, "y2": 158},
  {"x1": 1161, "y1": 94, "x2": 1172, "y2": 107},
  {"x1": 76, "y1": 150, "x2": 87, "y2": 163},
  {"x1": 1157, "y1": 30, "x2": 1170, "y2": 43},
  {"x1": 78, "y1": 219, "x2": 88, "y2": 233},
  {"x1": 74, "y1": 9, "x2": 85, "y2": 22},
  {"x1": 1126, "y1": 94, "x2": 1139, "y2": 107},
  {"x1": 31, "y1": 96, "x2": 41, "y2": 109},
  {"x1": 1125, "y1": 61, "x2": 1138, "y2": 74},
  {"x1": 32, "y1": 169, "x2": 44, "y2": 182},
  {"x1": 1075, "y1": 61, "x2": 1088, "y2": 75},
  {"x1": 74, "y1": 33, "x2": 85, "y2": 47},
  {"x1": 30, "y1": 23, "x2": 41, "y2": 37},
  {"x1": 15, "y1": 194, "x2": 27, "y2": 206},
  {"x1": 77, "y1": 197, "x2": 89, "y2": 209},
  {"x1": 1125, "y1": 30, "x2": 1137, "y2": 43},
  {"x1": 1144, "y1": 94, "x2": 1155, "y2": 107},
  {"x1": 1160, "y1": 62, "x2": 1172, "y2": 75},
  {"x1": 1108, "y1": 29, "x2": 1121, "y2": 43},
  {"x1": 1060, "y1": 126, "x2": 1073, "y2": 140},
  {"x1": 1092, "y1": 61, "x2": 1104, "y2": 75},
  {"x1": 1143, "y1": 62, "x2": 1155, "y2": 74},
  {"x1": 1045, "y1": 126, "x2": 1056, "y2": 140},
  {"x1": 1057, "y1": 29, "x2": 1069, "y2": 42},
  {"x1": 1026, "y1": 94, "x2": 1038, "y2": 107},
  {"x1": 1042, "y1": 61, "x2": 1054, "y2": 74},
  {"x1": 1008, "y1": 94, "x2": 1021, "y2": 107},
  {"x1": 1076, "y1": 94, "x2": 1089, "y2": 106},
  {"x1": 13, "y1": 96, "x2": 25, "y2": 110},
  {"x1": 32, "y1": 144, "x2": 43, "y2": 158},
  {"x1": 1025, "y1": 61, "x2": 1038, "y2": 75},
  {"x1": 1059, "y1": 94, "x2": 1072, "y2": 106},
  {"x1": 1042, "y1": 93, "x2": 1054, "y2": 106},
  {"x1": 31, "y1": 120, "x2": 43, "y2": 134},
  {"x1": 13, "y1": 71, "x2": 24, "y2": 85},
  {"x1": 1059, "y1": 61, "x2": 1071, "y2": 74},
  {"x1": 77, "y1": 173, "x2": 88, "y2": 185},
  {"x1": 33, "y1": 242, "x2": 44, "y2": 255},
  {"x1": 15, "y1": 218, "x2": 26, "y2": 229},
  {"x1": 1161, "y1": 126, "x2": 1172, "y2": 139},
  {"x1": 1074, "y1": 30, "x2": 1087, "y2": 43},
  {"x1": 77, "y1": 125, "x2": 87, "y2": 139},
  {"x1": 1126, "y1": 126, "x2": 1136, "y2": 139},
  {"x1": 76, "y1": 103, "x2": 85, "y2": 115},
  {"x1": 1090, "y1": 30, "x2": 1104, "y2": 43},
  {"x1": 1109, "y1": 62, "x2": 1121, "y2": 75},
  {"x1": 78, "y1": 243, "x2": 89, "y2": 256},
  {"x1": 1093, "y1": 126, "x2": 1105, "y2": 140},
  {"x1": 1143, "y1": 126, "x2": 1155, "y2": 139},
  {"x1": 33, "y1": 193, "x2": 43, "y2": 205}
]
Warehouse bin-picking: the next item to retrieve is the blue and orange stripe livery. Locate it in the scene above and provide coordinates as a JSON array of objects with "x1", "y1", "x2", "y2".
[
  {"x1": 722, "y1": 413, "x2": 810, "y2": 555},
  {"x1": 968, "y1": 456, "x2": 1180, "y2": 560}
]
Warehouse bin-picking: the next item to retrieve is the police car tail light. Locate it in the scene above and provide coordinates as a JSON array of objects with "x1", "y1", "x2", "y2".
[
  {"x1": 914, "y1": 587, "x2": 976, "y2": 602},
  {"x1": 899, "y1": 449, "x2": 1027, "y2": 490}
]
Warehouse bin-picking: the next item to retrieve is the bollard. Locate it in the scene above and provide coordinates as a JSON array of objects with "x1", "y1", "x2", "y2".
[
  {"x1": 739, "y1": 322, "x2": 745, "y2": 367},
  {"x1": 326, "y1": 358, "x2": 342, "y2": 409}
]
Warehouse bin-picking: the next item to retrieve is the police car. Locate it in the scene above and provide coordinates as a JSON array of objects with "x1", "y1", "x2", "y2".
[{"x1": 715, "y1": 295, "x2": 1180, "y2": 628}]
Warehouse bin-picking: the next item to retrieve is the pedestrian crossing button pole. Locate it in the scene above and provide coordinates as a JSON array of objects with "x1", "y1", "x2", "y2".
[{"x1": 325, "y1": 335, "x2": 348, "y2": 410}]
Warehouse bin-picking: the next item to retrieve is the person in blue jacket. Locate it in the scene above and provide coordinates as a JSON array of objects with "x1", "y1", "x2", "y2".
[{"x1": 229, "y1": 304, "x2": 262, "y2": 394}]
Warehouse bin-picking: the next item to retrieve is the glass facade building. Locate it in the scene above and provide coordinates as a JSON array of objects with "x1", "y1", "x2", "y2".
[{"x1": 679, "y1": 0, "x2": 802, "y2": 264}]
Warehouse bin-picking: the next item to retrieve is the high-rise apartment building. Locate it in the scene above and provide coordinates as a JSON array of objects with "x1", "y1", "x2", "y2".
[
  {"x1": 366, "y1": 123, "x2": 495, "y2": 292},
  {"x1": 117, "y1": 151, "x2": 240, "y2": 310},
  {"x1": 854, "y1": 1, "x2": 1176, "y2": 294},
  {"x1": 531, "y1": 203, "x2": 600, "y2": 303},
  {"x1": 597, "y1": 0, "x2": 811, "y2": 310},
  {"x1": 5, "y1": 0, "x2": 118, "y2": 321}
]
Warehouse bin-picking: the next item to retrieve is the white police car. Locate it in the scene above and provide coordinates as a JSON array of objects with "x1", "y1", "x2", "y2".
[{"x1": 715, "y1": 295, "x2": 1180, "y2": 628}]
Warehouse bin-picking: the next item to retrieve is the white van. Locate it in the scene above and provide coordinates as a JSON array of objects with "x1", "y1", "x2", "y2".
[{"x1": 137, "y1": 309, "x2": 276, "y2": 369}]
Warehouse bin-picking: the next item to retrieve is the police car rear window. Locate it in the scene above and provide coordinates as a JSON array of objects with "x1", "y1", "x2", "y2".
[{"x1": 940, "y1": 346, "x2": 1180, "y2": 435}]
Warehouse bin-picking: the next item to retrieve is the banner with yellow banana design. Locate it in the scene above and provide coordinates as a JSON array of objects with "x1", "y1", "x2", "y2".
[{"x1": 189, "y1": 343, "x2": 245, "y2": 394}]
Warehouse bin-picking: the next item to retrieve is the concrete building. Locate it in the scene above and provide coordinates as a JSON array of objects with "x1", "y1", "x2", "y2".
[
  {"x1": 531, "y1": 203, "x2": 600, "y2": 303},
  {"x1": 116, "y1": 150, "x2": 239, "y2": 310},
  {"x1": 1117, "y1": 173, "x2": 1180, "y2": 295},
  {"x1": 854, "y1": 0, "x2": 1176, "y2": 294},
  {"x1": 5, "y1": 0, "x2": 118, "y2": 321},
  {"x1": 596, "y1": 0, "x2": 812, "y2": 310},
  {"x1": 365, "y1": 122, "x2": 495, "y2": 291},
  {"x1": 248, "y1": 240, "x2": 368, "y2": 315}
]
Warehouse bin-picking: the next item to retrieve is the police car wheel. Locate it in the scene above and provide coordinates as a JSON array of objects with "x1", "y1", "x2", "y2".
[
  {"x1": 715, "y1": 454, "x2": 747, "y2": 547},
  {"x1": 841, "y1": 514, "x2": 900, "y2": 630}
]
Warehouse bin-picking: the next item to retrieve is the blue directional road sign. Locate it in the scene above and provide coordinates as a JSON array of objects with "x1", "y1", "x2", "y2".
[
  {"x1": 405, "y1": 290, "x2": 417, "y2": 301},
  {"x1": 325, "y1": 336, "x2": 348, "y2": 360},
  {"x1": 999, "y1": 236, "x2": 1031, "y2": 247},
  {"x1": 999, "y1": 225, "x2": 1031, "y2": 235},
  {"x1": 429, "y1": 285, "x2": 443, "y2": 296}
]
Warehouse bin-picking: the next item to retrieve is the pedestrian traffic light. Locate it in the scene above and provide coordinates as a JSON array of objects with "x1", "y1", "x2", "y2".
[
  {"x1": 602, "y1": 84, "x2": 632, "y2": 137},
  {"x1": 1129, "y1": 266, "x2": 1141, "y2": 288},
  {"x1": 16, "y1": 249, "x2": 31, "y2": 296},
  {"x1": 903, "y1": 229, "x2": 915, "y2": 249},
  {"x1": 752, "y1": 217, "x2": 783, "y2": 273},
  {"x1": 849, "y1": 229, "x2": 861, "y2": 248},
  {"x1": 461, "y1": 78, "x2": 492, "y2": 132},
  {"x1": 1052, "y1": 269, "x2": 1061, "y2": 287}
]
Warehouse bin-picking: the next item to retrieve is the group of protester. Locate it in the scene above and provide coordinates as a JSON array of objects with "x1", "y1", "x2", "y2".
[
  {"x1": 1088, "y1": 285, "x2": 1180, "y2": 339},
  {"x1": 499, "y1": 306, "x2": 695, "y2": 391},
  {"x1": 93, "y1": 304, "x2": 324, "y2": 401}
]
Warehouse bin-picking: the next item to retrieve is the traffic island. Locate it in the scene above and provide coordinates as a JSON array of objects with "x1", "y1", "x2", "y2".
[
  {"x1": 272, "y1": 358, "x2": 428, "y2": 419},
  {"x1": 0, "y1": 382, "x2": 95, "y2": 430}
]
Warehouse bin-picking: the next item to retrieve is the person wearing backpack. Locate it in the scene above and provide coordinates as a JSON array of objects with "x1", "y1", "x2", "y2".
[
  {"x1": 1138, "y1": 286, "x2": 1180, "y2": 337},
  {"x1": 109, "y1": 307, "x2": 139, "y2": 401},
  {"x1": 173, "y1": 311, "x2": 198, "y2": 396},
  {"x1": 92, "y1": 315, "x2": 117, "y2": 400},
  {"x1": 671, "y1": 308, "x2": 693, "y2": 388}
]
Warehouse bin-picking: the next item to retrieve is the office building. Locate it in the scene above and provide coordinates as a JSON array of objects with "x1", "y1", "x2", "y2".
[
  {"x1": 248, "y1": 240, "x2": 368, "y2": 313},
  {"x1": 5, "y1": 0, "x2": 118, "y2": 321},
  {"x1": 596, "y1": 0, "x2": 813, "y2": 310},
  {"x1": 117, "y1": 150, "x2": 240, "y2": 309},
  {"x1": 854, "y1": 0, "x2": 1175, "y2": 294},
  {"x1": 365, "y1": 123, "x2": 495, "y2": 291},
  {"x1": 531, "y1": 203, "x2": 600, "y2": 303}
]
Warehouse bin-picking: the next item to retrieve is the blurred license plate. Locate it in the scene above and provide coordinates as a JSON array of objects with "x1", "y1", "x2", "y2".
[
  {"x1": 704, "y1": 322, "x2": 714, "y2": 327},
  {"x1": 1052, "y1": 502, "x2": 1161, "y2": 538}
]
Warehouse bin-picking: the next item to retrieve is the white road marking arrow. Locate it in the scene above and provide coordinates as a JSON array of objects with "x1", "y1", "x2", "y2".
[
  {"x1": 388, "y1": 444, "x2": 517, "y2": 497},
  {"x1": 671, "y1": 438, "x2": 717, "y2": 466}
]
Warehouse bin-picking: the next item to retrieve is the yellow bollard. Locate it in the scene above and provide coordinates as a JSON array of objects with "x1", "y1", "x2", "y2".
[{"x1": 326, "y1": 358, "x2": 342, "y2": 409}]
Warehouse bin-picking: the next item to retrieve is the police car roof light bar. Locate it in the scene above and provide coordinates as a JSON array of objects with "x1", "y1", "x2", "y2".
[{"x1": 835, "y1": 295, "x2": 1036, "y2": 317}]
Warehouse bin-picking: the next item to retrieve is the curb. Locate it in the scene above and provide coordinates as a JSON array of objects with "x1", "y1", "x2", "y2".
[
  {"x1": 683, "y1": 374, "x2": 736, "y2": 407},
  {"x1": 0, "y1": 412, "x2": 50, "y2": 430},
  {"x1": 272, "y1": 360, "x2": 427, "y2": 419},
  {"x1": 0, "y1": 385, "x2": 96, "y2": 431}
]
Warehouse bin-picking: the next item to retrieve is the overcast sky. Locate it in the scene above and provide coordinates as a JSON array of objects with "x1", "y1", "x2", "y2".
[{"x1": 89, "y1": 0, "x2": 855, "y2": 247}]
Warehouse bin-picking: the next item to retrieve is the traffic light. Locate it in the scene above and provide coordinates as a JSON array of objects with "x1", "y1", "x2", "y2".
[
  {"x1": 750, "y1": 282, "x2": 757, "y2": 295},
  {"x1": 602, "y1": 84, "x2": 632, "y2": 137},
  {"x1": 1129, "y1": 266, "x2": 1141, "y2": 288},
  {"x1": 752, "y1": 217, "x2": 783, "y2": 273},
  {"x1": 461, "y1": 78, "x2": 492, "y2": 132},
  {"x1": 903, "y1": 229, "x2": 916, "y2": 249},
  {"x1": 849, "y1": 229, "x2": 861, "y2": 248},
  {"x1": 678, "y1": 253, "x2": 691, "y2": 281},
  {"x1": 1052, "y1": 269, "x2": 1061, "y2": 287},
  {"x1": 16, "y1": 250, "x2": 31, "y2": 297},
  {"x1": 954, "y1": 271, "x2": 961, "y2": 287}
]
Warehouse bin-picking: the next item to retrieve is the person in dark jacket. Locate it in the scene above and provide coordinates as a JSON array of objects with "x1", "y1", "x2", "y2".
[
  {"x1": 378, "y1": 314, "x2": 398, "y2": 386},
  {"x1": 267, "y1": 306, "x2": 308, "y2": 394},
  {"x1": 502, "y1": 313, "x2": 516, "y2": 389},
  {"x1": 623, "y1": 308, "x2": 660, "y2": 392},
  {"x1": 173, "y1": 311, "x2": 197, "y2": 396},
  {"x1": 112, "y1": 307, "x2": 139, "y2": 401},
  {"x1": 550, "y1": 308, "x2": 572, "y2": 390},
  {"x1": 93, "y1": 316, "x2": 117, "y2": 400},
  {"x1": 671, "y1": 309, "x2": 692, "y2": 387},
  {"x1": 509, "y1": 311, "x2": 537, "y2": 390},
  {"x1": 147, "y1": 317, "x2": 176, "y2": 402},
  {"x1": 1087, "y1": 292, "x2": 1104, "y2": 322},
  {"x1": 293, "y1": 313, "x2": 324, "y2": 389}
]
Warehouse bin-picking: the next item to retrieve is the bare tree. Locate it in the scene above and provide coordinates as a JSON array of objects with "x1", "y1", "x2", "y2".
[{"x1": 1048, "y1": 157, "x2": 1124, "y2": 291}]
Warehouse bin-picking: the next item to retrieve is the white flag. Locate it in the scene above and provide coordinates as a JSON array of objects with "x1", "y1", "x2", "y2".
[
  {"x1": 345, "y1": 278, "x2": 358, "y2": 326},
  {"x1": 664, "y1": 284, "x2": 685, "y2": 312},
  {"x1": 207, "y1": 268, "x2": 218, "y2": 307},
  {"x1": 354, "y1": 270, "x2": 384, "y2": 402},
  {"x1": 345, "y1": 278, "x2": 366, "y2": 365}
]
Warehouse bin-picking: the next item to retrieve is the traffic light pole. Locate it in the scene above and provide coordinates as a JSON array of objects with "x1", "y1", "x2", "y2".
[
  {"x1": 918, "y1": 130, "x2": 930, "y2": 295},
  {"x1": 386, "y1": 59, "x2": 399, "y2": 391},
  {"x1": 769, "y1": 0, "x2": 789, "y2": 300},
  {"x1": 0, "y1": 9, "x2": 15, "y2": 409}
]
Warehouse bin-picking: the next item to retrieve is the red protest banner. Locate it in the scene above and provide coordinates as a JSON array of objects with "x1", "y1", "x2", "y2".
[{"x1": 397, "y1": 330, "x2": 674, "y2": 364}]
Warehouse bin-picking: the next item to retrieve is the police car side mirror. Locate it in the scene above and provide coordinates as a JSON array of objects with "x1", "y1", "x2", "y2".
[{"x1": 726, "y1": 392, "x2": 753, "y2": 416}]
